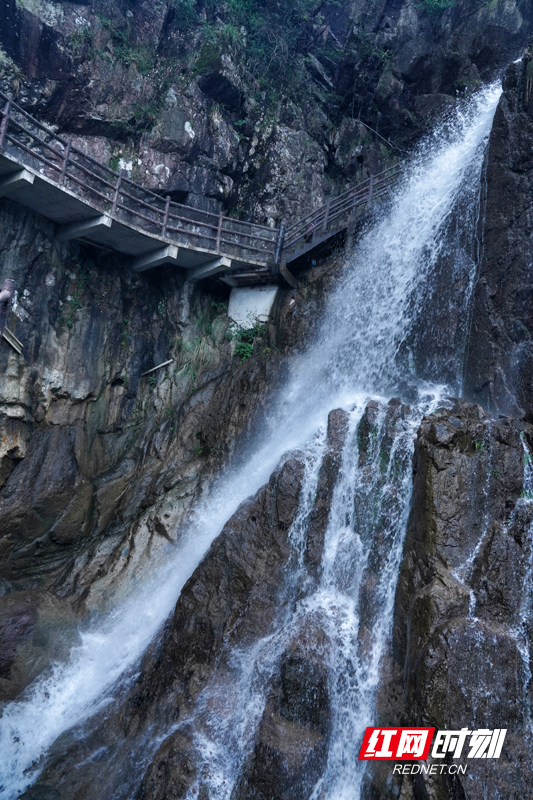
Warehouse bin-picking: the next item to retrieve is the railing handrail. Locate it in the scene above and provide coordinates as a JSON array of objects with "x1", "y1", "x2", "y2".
[
  {"x1": 0, "y1": 88, "x2": 403, "y2": 272},
  {"x1": 282, "y1": 161, "x2": 403, "y2": 252},
  {"x1": 283, "y1": 162, "x2": 402, "y2": 235},
  {"x1": 0, "y1": 90, "x2": 278, "y2": 265}
]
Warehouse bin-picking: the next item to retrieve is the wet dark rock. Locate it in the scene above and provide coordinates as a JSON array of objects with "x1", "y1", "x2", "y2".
[
  {"x1": 136, "y1": 730, "x2": 197, "y2": 800},
  {"x1": 357, "y1": 398, "x2": 412, "y2": 645},
  {"x1": 231, "y1": 624, "x2": 331, "y2": 800},
  {"x1": 18, "y1": 786, "x2": 61, "y2": 800},
  {"x1": 197, "y1": 72, "x2": 242, "y2": 114},
  {"x1": 357, "y1": 400, "x2": 383, "y2": 465},
  {"x1": 0, "y1": 415, "x2": 29, "y2": 489},
  {"x1": 0, "y1": 589, "x2": 78, "y2": 702},
  {"x1": 465, "y1": 55, "x2": 533, "y2": 415},
  {"x1": 136, "y1": 455, "x2": 307, "y2": 714},
  {"x1": 275, "y1": 259, "x2": 343, "y2": 354},
  {"x1": 25, "y1": 400, "x2": 352, "y2": 799},
  {"x1": 2, "y1": 1, "x2": 532, "y2": 227},
  {"x1": 30, "y1": 454, "x2": 309, "y2": 798},
  {"x1": 305, "y1": 408, "x2": 349, "y2": 578},
  {"x1": 0, "y1": 425, "x2": 87, "y2": 558},
  {"x1": 0, "y1": 198, "x2": 291, "y2": 611},
  {"x1": 369, "y1": 400, "x2": 533, "y2": 799}
]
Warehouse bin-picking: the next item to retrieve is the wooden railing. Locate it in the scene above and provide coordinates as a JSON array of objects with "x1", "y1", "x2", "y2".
[
  {"x1": 282, "y1": 163, "x2": 402, "y2": 254},
  {"x1": 0, "y1": 91, "x2": 279, "y2": 265},
  {"x1": 0, "y1": 90, "x2": 403, "y2": 275}
]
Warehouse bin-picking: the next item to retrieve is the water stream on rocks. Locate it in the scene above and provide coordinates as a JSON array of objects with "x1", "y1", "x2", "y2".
[{"x1": 0, "y1": 84, "x2": 501, "y2": 800}]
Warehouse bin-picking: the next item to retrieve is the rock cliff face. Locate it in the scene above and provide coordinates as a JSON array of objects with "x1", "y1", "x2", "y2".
[
  {"x1": 27, "y1": 398, "x2": 533, "y2": 800},
  {"x1": 0, "y1": 157, "x2": 343, "y2": 705},
  {"x1": 2, "y1": 3, "x2": 533, "y2": 800},
  {"x1": 465, "y1": 55, "x2": 533, "y2": 416},
  {"x1": 22, "y1": 409, "x2": 349, "y2": 800},
  {"x1": 367, "y1": 401, "x2": 533, "y2": 800},
  {"x1": 1, "y1": 0, "x2": 531, "y2": 224},
  {"x1": 0, "y1": 195, "x2": 284, "y2": 702}
]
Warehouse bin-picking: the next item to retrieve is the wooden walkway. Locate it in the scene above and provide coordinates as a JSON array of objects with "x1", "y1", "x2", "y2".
[
  {"x1": 0, "y1": 90, "x2": 402, "y2": 286},
  {"x1": 281, "y1": 163, "x2": 402, "y2": 266}
]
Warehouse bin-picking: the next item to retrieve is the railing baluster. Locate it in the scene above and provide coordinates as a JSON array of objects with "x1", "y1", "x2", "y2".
[
  {"x1": 112, "y1": 170, "x2": 124, "y2": 215},
  {"x1": 0, "y1": 93, "x2": 12, "y2": 151},
  {"x1": 162, "y1": 195, "x2": 171, "y2": 237},
  {"x1": 352, "y1": 184, "x2": 359, "y2": 215},
  {"x1": 367, "y1": 173, "x2": 374, "y2": 206},
  {"x1": 216, "y1": 211, "x2": 223, "y2": 251},
  {"x1": 61, "y1": 138, "x2": 72, "y2": 185},
  {"x1": 0, "y1": 91, "x2": 404, "y2": 280},
  {"x1": 322, "y1": 198, "x2": 331, "y2": 233},
  {"x1": 274, "y1": 221, "x2": 285, "y2": 267}
]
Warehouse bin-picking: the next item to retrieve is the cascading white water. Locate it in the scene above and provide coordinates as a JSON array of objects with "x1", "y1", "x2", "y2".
[
  {"x1": 0, "y1": 84, "x2": 502, "y2": 800},
  {"x1": 172, "y1": 396, "x2": 440, "y2": 800}
]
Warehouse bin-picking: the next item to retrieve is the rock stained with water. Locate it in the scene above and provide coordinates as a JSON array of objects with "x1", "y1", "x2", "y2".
[
  {"x1": 24, "y1": 410, "x2": 351, "y2": 800},
  {"x1": 3, "y1": 6, "x2": 533, "y2": 800},
  {"x1": 465, "y1": 55, "x2": 533, "y2": 416},
  {"x1": 367, "y1": 400, "x2": 533, "y2": 799}
]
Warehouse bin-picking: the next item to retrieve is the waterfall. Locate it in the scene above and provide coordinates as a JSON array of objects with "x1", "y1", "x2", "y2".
[{"x1": 0, "y1": 84, "x2": 501, "y2": 800}]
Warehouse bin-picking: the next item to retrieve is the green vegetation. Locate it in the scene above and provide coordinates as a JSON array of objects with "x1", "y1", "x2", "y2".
[
  {"x1": 68, "y1": 26, "x2": 95, "y2": 57},
  {"x1": 120, "y1": 318, "x2": 131, "y2": 348},
  {"x1": 97, "y1": 16, "x2": 153, "y2": 74},
  {"x1": 194, "y1": 42, "x2": 223, "y2": 75},
  {"x1": 358, "y1": 32, "x2": 392, "y2": 65},
  {"x1": 57, "y1": 273, "x2": 86, "y2": 329},
  {"x1": 194, "y1": 301, "x2": 228, "y2": 338},
  {"x1": 107, "y1": 153, "x2": 121, "y2": 172},
  {"x1": 473, "y1": 440, "x2": 485, "y2": 452},
  {"x1": 104, "y1": 98, "x2": 164, "y2": 140},
  {"x1": 118, "y1": 45, "x2": 152, "y2": 74},
  {"x1": 416, "y1": 0, "x2": 457, "y2": 16},
  {"x1": 176, "y1": 336, "x2": 213, "y2": 391},
  {"x1": 233, "y1": 321, "x2": 266, "y2": 362},
  {"x1": 173, "y1": 0, "x2": 199, "y2": 33},
  {"x1": 178, "y1": 0, "x2": 345, "y2": 107},
  {"x1": 172, "y1": 302, "x2": 228, "y2": 393},
  {"x1": 452, "y1": 77, "x2": 482, "y2": 95},
  {"x1": 301, "y1": 285, "x2": 318, "y2": 301},
  {"x1": 131, "y1": 100, "x2": 162, "y2": 132},
  {"x1": 226, "y1": 0, "x2": 317, "y2": 86}
]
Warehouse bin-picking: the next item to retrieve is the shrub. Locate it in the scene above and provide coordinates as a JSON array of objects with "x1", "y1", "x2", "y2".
[
  {"x1": 233, "y1": 321, "x2": 266, "y2": 361},
  {"x1": 69, "y1": 26, "x2": 95, "y2": 56},
  {"x1": 173, "y1": 0, "x2": 198, "y2": 32},
  {"x1": 416, "y1": 0, "x2": 457, "y2": 16}
]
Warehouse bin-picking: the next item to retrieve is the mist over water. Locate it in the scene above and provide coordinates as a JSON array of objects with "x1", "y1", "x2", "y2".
[{"x1": 0, "y1": 84, "x2": 501, "y2": 800}]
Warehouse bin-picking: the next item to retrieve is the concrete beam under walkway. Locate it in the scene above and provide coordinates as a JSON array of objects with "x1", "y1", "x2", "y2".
[
  {"x1": 0, "y1": 169, "x2": 35, "y2": 196},
  {"x1": 57, "y1": 215, "x2": 113, "y2": 242},
  {"x1": 187, "y1": 256, "x2": 232, "y2": 282},
  {"x1": 132, "y1": 244, "x2": 180, "y2": 272}
]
